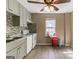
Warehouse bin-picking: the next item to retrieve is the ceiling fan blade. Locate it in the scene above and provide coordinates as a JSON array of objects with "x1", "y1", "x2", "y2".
[
  {"x1": 51, "y1": 5, "x2": 59, "y2": 11},
  {"x1": 28, "y1": 0, "x2": 70, "y2": 4},
  {"x1": 40, "y1": 6, "x2": 46, "y2": 11},
  {"x1": 28, "y1": 1, "x2": 45, "y2": 4}
]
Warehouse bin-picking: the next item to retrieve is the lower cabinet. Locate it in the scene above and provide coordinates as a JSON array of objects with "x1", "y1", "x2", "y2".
[
  {"x1": 7, "y1": 43, "x2": 25, "y2": 59},
  {"x1": 7, "y1": 48, "x2": 17, "y2": 59},
  {"x1": 6, "y1": 34, "x2": 37, "y2": 59},
  {"x1": 17, "y1": 43, "x2": 25, "y2": 59}
]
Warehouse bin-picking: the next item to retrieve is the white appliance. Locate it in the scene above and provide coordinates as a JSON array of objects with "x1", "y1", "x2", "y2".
[
  {"x1": 32, "y1": 33, "x2": 37, "y2": 48},
  {"x1": 26, "y1": 35, "x2": 32, "y2": 54},
  {"x1": 23, "y1": 30, "x2": 29, "y2": 34}
]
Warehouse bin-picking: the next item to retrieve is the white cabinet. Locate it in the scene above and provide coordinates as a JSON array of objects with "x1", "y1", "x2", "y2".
[
  {"x1": 20, "y1": 4, "x2": 32, "y2": 27},
  {"x1": 20, "y1": 5, "x2": 24, "y2": 26},
  {"x1": 7, "y1": 44, "x2": 25, "y2": 59},
  {"x1": 7, "y1": 48, "x2": 17, "y2": 59},
  {"x1": 6, "y1": 0, "x2": 20, "y2": 15},
  {"x1": 6, "y1": 38, "x2": 26, "y2": 59},
  {"x1": 17, "y1": 43, "x2": 25, "y2": 59},
  {"x1": 26, "y1": 35, "x2": 32, "y2": 54},
  {"x1": 13, "y1": 0, "x2": 20, "y2": 15},
  {"x1": 32, "y1": 34, "x2": 37, "y2": 48},
  {"x1": 20, "y1": 5, "x2": 27, "y2": 27},
  {"x1": 23, "y1": 9, "x2": 27, "y2": 27},
  {"x1": 8, "y1": 0, "x2": 14, "y2": 12}
]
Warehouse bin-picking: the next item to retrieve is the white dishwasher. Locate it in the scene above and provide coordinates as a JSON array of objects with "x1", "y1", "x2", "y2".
[
  {"x1": 26, "y1": 34, "x2": 32, "y2": 54},
  {"x1": 32, "y1": 33, "x2": 37, "y2": 48}
]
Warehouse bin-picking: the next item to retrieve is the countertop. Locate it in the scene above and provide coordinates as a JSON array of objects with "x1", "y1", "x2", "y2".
[
  {"x1": 6, "y1": 33, "x2": 37, "y2": 53},
  {"x1": 6, "y1": 33, "x2": 34, "y2": 43},
  {"x1": 6, "y1": 37, "x2": 26, "y2": 53}
]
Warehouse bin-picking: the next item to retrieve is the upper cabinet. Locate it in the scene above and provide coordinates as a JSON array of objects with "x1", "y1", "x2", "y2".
[
  {"x1": 20, "y1": 5, "x2": 27, "y2": 27},
  {"x1": 20, "y1": 5, "x2": 32, "y2": 27},
  {"x1": 6, "y1": 0, "x2": 20, "y2": 16}
]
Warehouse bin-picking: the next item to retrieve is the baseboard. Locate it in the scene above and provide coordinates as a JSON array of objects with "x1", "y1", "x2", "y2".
[
  {"x1": 65, "y1": 43, "x2": 71, "y2": 47},
  {"x1": 37, "y1": 43, "x2": 52, "y2": 45},
  {"x1": 37, "y1": 43, "x2": 72, "y2": 47}
]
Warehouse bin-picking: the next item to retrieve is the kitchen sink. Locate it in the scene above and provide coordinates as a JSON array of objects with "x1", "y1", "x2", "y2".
[
  {"x1": 6, "y1": 40, "x2": 14, "y2": 42},
  {"x1": 13, "y1": 37, "x2": 23, "y2": 39},
  {"x1": 6, "y1": 36, "x2": 23, "y2": 43}
]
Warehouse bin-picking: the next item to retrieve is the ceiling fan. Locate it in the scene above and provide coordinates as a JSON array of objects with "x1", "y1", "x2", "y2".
[{"x1": 27, "y1": 0, "x2": 70, "y2": 12}]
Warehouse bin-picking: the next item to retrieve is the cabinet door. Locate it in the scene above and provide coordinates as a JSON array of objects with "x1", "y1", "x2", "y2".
[
  {"x1": 20, "y1": 5, "x2": 24, "y2": 26},
  {"x1": 23, "y1": 9, "x2": 27, "y2": 27},
  {"x1": 20, "y1": 5, "x2": 25, "y2": 27},
  {"x1": 8, "y1": 0, "x2": 15, "y2": 12},
  {"x1": 7, "y1": 48, "x2": 17, "y2": 59},
  {"x1": 13, "y1": 0, "x2": 20, "y2": 15},
  {"x1": 25, "y1": 39, "x2": 27, "y2": 55},
  {"x1": 7, "y1": 0, "x2": 20, "y2": 15},
  {"x1": 27, "y1": 35, "x2": 32, "y2": 54},
  {"x1": 17, "y1": 44, "x2": 25, "y2": 59},
  {"x1": 20, "y1": 5, "x2": 27, "y2": 27}
]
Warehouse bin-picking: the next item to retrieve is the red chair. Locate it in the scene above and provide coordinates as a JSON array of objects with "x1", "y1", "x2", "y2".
[{"x1": 51, "y1": 33, "x2": 58, "y2": 47}]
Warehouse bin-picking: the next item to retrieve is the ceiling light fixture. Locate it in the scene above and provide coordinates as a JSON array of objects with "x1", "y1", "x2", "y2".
[
  {"x1": 44, "y1": 6, "x2": 54, "y2": 12},
  {"x1": 28, "y1": 0, "x2": 70, "y2": 12}
]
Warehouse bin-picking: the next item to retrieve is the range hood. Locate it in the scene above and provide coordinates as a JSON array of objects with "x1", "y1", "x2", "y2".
[{"x1": 27, "y1": 18, "x2": 33, "y2": 23}]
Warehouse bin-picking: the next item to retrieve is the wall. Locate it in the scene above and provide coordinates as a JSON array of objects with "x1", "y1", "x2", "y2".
[
  {"x1": 65, "y1": 12, "x2": 73, "y2": 46},
  {"x1": 31, "y1": 13, "x2": 73, "y2": 46},
  {"x1": 65, "y1": 13, "x2": 73, "y2": 46},
  {"x1": 71, "y1": 12, "x2": 73, "y2": 47}
]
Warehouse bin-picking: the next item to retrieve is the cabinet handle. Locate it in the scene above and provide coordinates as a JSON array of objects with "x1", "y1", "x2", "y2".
[
  {"x1": 18, "y1": 47, "x2": 21, "y2": 49},
  {"x1": 9, "y1": 8, "x2": 13, "y2": 11}
]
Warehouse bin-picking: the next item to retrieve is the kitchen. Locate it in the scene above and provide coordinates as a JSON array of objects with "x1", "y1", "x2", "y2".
[
  {"x1": 6, "y1": 0, "x2": 73, "y2": 59},
  {"x1": 6, "y1": 0, "x2": 37, "y2": 59}
]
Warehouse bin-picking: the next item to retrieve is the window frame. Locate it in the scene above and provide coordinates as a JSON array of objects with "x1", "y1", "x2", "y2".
[{"x1": 45, "y1": 18, "x2": 56, "y2": 37}]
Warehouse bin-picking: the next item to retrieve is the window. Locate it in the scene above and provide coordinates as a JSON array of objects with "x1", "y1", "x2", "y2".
[{"x1": 45, "y1": 18, "x2": 56, "y2": 37}]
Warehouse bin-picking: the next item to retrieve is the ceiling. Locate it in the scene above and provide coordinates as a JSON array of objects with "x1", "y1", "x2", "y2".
[{"x1": 17, "y1": 0, "x2": 73, "y2": 13}]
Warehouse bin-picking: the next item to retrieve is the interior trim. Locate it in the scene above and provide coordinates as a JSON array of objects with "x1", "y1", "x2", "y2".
[{"x1": 37, "y1": 43, "x2": 52, "y2": 45}]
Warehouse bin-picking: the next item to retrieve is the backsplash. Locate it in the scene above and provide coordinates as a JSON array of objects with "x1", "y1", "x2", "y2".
[{"x1": 6, "y1": 12, "x2": 21, "y2": 36}]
